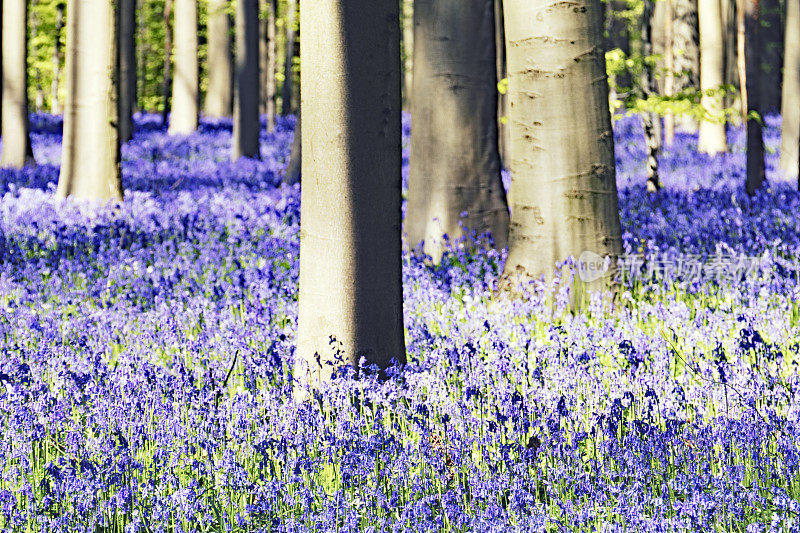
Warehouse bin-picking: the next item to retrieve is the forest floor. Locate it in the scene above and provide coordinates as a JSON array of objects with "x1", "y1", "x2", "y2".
[{"x1": 0, "y1": 114, "x2": 798, "y2": 532}]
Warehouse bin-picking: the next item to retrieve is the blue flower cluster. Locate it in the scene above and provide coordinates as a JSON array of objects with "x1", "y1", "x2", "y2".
[{"x1": 0, "y1": 113, "x2": 799, "y2": 532}]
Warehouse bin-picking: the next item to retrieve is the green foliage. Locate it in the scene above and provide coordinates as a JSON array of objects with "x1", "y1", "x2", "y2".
[{"x1": 606, "y1": 48, "x2": 740, "y2": 124}]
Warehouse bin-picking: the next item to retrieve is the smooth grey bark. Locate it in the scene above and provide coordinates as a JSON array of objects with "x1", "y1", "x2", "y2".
[
  {"x1": 119, "y1": 0, "x2": 137, "y2": 143},
  {"x1": 501, "y1": 0, "x2": 623, "y2": 293},
  {"x1": 0, "y1": 0, "x2": 34, "y2": 168},
  {"x1": 407, "y1": 0, "x2": 509, "y2": 262},
  {"x1": 281, "y1": 0, "x2": 296, "y2": 116},
  {"x1": 641, "y1": 0, "x2": 661, "y2": 191},
  {"x1": 295, "y1": 0, "x2": 406, "y2": 396},
  {"x1": 698, "y1": 0, "x2": 728, "y2": 154},
  {"x1": 161, "y1": 0, "x2": 173, "y2": 126},
  {"x1": 56, "y1": 0, "x2": 122, "y2": 200},
  {"x1": 168, "y1": 0, "x2": 198, "y2": 134},
  {"x1": 51, "y1": 2, "x2": 64, "y2": 115},
  {"x1": 759, "y1": 0, "x2": 782, "y2": 112},
  {"x1": 673, "y1": 0, "x2": 699, "y2": 132},
  {"x1": 205, "y1": 0, "x2": 232, "y2": 117},
  {"x1": 738, "y1": 0, "x2": 765, "y2": 195},
  {"x1": 495, "y1": 0, "x2": 510, "y2": 169},
  {"x1": 284, "y1": 110, "x2": 300, "y2": 185},
  {"x1": 780, "y1": 0, "x2": 800, "y2": 181},
  {"x1": 402, "y1": 0, "x2": 413, "y2": 108},
  {"x1": 260, "y1": 0, "x2": 277, "y2": 130},
  {"x1": 232, "y1": 0, "x2": 260, "y2": 160}
]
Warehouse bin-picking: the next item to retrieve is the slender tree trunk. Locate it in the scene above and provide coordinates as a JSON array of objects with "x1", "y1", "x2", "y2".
[
  {"x1": 119, "y1": 0, "x2": 137, "y2": 143},
  {"x1": 780, "y1": 0, "x2": 800, "y2": 182},
  {"x1": 759, "y1": 0, "x2": 782, "y2": 112},
  {"x1": 232, "y1": 0, "x2": 260, "y2": 160},
  {"x1": 295, "y1": 0, "x2": 406, "y2": 397},
  {"x1": 501, "y1": 0, "x2": 623, "y2": 295},
  {"x1": 31, "y1": 1, "x2": 44, "y2": 112},
  {"x1": 161, "y1": 0, "x2": 173, "y2": 127},
  {"x1": 664, "y1": 0, "x2": 675, "y2": 146},
  {"x1": 51, "y1": 2, "x2": 64, "y2": 115},
  {"x1": 738, "y1": 0, "x2": 765, "y2": 195},
  {"x1": 642, "y1": 0, "x2": 661, "y2": 191},
  {"x1": 206, "y1": 0, "x2": 233, "y2": 117},
  {"x1": 168, "y1": 0, "x2": 198, "y2": 134},
  {"x1": 284, "y1": 110, "x2": 300, "y2": 185},
  {"x1": 673, "y1": 0, "x2": 699, "y2": 132},
  {"x1": 407, "y1": 0, "x2": 509, "y2": 262},
  {"x1": 281, "y1": 0, "x2": 296, "y2": 116},
  {"x1": 402, "y1": 0, "x2": 413, "y2": 109},
  {"x1": 495, "y1": 0, "x2": 511, "y2": 169},
  {"x1": 56, "y1": 0, "x2": 122, "y2": 200},
  {"x1": 263, "y1": 0, "x2": 277, "y2": 131},
  {"x1": 698, "y1": 0, "x2": 728, "y2": 153},
  {"x1": 723, "y1": 0, "x2": 739, "y2": 115},
  {"x1": 1, "y1": 0, "x2": 34, "y2": 168}
]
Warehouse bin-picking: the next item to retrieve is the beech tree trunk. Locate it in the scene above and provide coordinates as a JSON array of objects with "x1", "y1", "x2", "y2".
[
  {"x1": 663, "y1": 0, "x2": 675, "y2": 145},
  {"x1": 759, "y1": 0, "x2": 783, "y2": 112},
  {"x1": 119, "y1": 0, "x2": 137, "y2": 143},
  {"x1": 501, "y1": 0, "x2": 623, "y2": 292},
  {"x1": 402, "y1": 0, "x2": 413, "y2": 108},
  {"x1": 56, "y1": 0, "x2": 122, "y2": 200},
  {"x1": 295, "y1": 0, "x2": 405, "y2": 397},
  {"x1": 698, "y1": 0, "x2": 728, "y2": 154},
  {"x1": 205, "y1": 0, "x2": 232, "y2": 117},
  {"x1": 51, "y1": 2, "x2": 64, "y2": 115},
  {"x1": 673, "y1": 0, "x2": 699, "y2": 132},
  {"x1": 738, "y1": 0, "x2": 765, "y2": 195},
  {"x1": 281, "y1": 0, "x2": 296, "y2": 116},
  {"x1": 168, "y1": 0, "x2": 198, "y2": 135},
  {"x1": 780, "y1": 0, "x2": 800, "y2": 182},
  {"x1": 260, "y1": 0, "x2": 277, "y2": 130},
  {"x1": 1, "y1": 0, "x2": 34, "y2": 168},
  {"x1": 284, "y1": 110, "x2": 300, "y2": 185},
  {"x1": 161, "y1": 0, "x2": 173, "y2": 126},
  {"x1": 232, "y1": 0, "x2": 260, "y2": 160},
  {"x1": 407, "y1": 0, "x2": 509, "y2": 262},
  {"x1": 495, "y1": 0, "x2": 511, "y2": 169},
  {"x1": 642, "y1": 0, "x2": 661, "y2": 191}
]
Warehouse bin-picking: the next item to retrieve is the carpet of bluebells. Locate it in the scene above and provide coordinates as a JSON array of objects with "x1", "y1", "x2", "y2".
[{"x1": 1, "y1": 112, "x2": 800, "y2": 533}]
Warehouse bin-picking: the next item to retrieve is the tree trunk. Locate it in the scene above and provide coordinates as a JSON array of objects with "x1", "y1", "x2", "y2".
[
  {"x1": 663, "y1": 0, "x2": 675, "y2": 146},
  {"x1": 759, "y1": 0, "x2": 782, "y2": 112},
  {"x1": 1, "y1": 0, "x2": 34, "y2": 168},
  {"x1": 642, "y1": 0, "x2": 661, "y2": 191},
  {"x1": 780, "y1": 0, "x2": 800, "y2": 182},
  {"x1": 501, "y1": 0, "x2": 623, "y2": 295},
  {"x1": 281, "y1": 0, "x2": 296, "y2": 116},
  {"x1": 161, "y1": 0, "x2": 173, "y2": 127},
  {"x1": 51, "y1": 2, "x2": 64, "y2": 115},
  {"x1": 673, "y1": 0, "x2": 699, "y2": 132},
  {"x1": 495, "y1": 0, "x2": 511, "y2": 169},
  {"x1": 738, "y1": 0, "x2": 765, "y2": 195},
  {"x1": 698, "y1": 0, "x2": 728, "y2": 154},
  {"x1": 407, "y1": 0, "x2": 509, "y2": 263},
  {"x1": 206, "y1": 0, "x2": 232, "y2": 117},
  {"x1": 284, "y1": 110, "x2": 300, "y2": 185},
  {"x1": 31, "y1": 1, "x2": 44, "y2": 112},
  {"x1": 402, "y1": 0, "x2": 413, "y2": 109},
  {"x1": 261, "y1": 0, "x2": 277, "y2": 131},
  {"x1": 56, "y1": 0, "x2": 122, "y2": 200},
  {"x1": 295, "y1": 0, "x2": 406, "y2": 396},
  {"x1": 168, "y1": 0, "x2": 198, "y2": 134},
  {"x1": 232, "y1": 0, "x2": 260, "y2": 160},
  {"x1": 119, "y1": 0, "x2": 137, "y2": 143}
]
